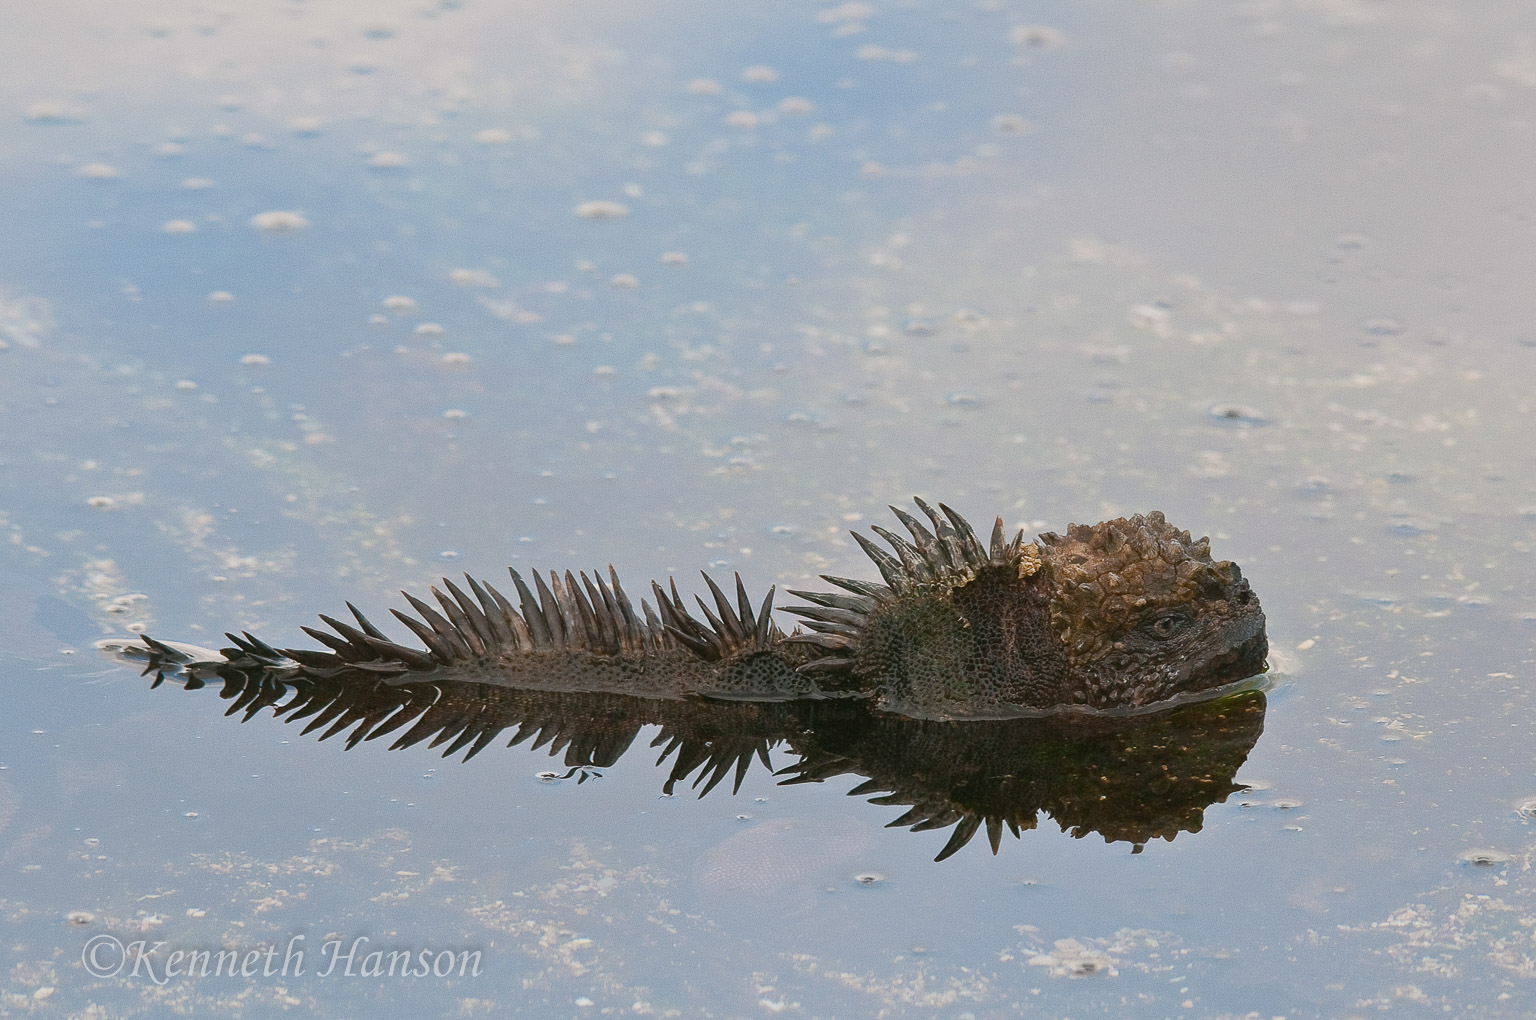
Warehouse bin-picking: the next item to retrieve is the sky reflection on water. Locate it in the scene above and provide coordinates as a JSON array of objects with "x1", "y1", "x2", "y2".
[{"x1": 3, "y1": 0, "x2": 1536, "y2": 1015}]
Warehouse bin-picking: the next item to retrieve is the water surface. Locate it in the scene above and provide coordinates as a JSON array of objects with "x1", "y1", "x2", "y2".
[{"x1": 3, "y1": 0, "x2": 1535, "y2": 1015}]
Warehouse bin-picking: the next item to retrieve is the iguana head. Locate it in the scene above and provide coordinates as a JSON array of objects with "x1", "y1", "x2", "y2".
[{"x1": 1037, "y1": 512, "x2": 1267, "y2": 709}]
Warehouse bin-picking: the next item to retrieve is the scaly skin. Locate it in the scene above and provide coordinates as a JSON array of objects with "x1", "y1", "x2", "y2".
[{"x1": 107, "y1": 499, "x2": 1267, "y2": 718}]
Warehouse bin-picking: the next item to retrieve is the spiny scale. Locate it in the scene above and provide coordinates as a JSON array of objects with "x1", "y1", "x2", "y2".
[
  {"x1": 135, "y1": 500, "x2": 1006, "y2": 686},
  {"x1": 783, "y1": 500, "x2": 1029, "y2": 671},
  {"x1": 137, "y1": 562, "x2": 780, "y2": 684}
]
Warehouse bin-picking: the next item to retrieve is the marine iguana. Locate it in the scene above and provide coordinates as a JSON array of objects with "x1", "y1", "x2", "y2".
[{"x1": 111, "y1": 499, "x2": 1266, "y2": 718}]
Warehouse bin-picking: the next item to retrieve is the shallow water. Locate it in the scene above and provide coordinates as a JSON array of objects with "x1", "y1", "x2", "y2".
[{"x1": 3, "y1": 0, "x2": 1535, "y2": 1015}]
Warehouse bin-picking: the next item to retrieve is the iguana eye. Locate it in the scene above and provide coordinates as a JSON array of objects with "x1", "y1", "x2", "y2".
[{"x1": 1142, "y1": 613, "x2": 1189, "y2": 640}]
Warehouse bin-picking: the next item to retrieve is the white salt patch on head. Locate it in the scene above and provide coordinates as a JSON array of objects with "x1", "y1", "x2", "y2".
[
  {"x1": 75, "y1": 163, "x2": 118, "y2": 179},
  {"x1": 475, "y1": 128, "x2": 512, "y2": 144},
  {"x1": 161, "y1": 219, "x2": 197, "y2": 234},
  {"x1": 367, "y1": 151, "x2": 407, "y2": 168},
  {"x1": 249, "y1": 210, "x2": 309, "y2": 232},
  {"x1": 741, "y1": 65, "x2": 779, "y2": 83},
  {"x1": 382, "y1": 295, "x2": 418, "y2": 314},
  {"x1": 573, "y1": 200, "x2": 628, "y2": 220}
]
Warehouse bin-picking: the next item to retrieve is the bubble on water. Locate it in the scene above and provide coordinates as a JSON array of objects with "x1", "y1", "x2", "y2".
[
  {"x1": 536, "y1": 771, "x2": 562, "y2": 782},
  {"x1": 382, "y1": 295, "x2": 418, "y2": 315},
  {"x1": 1207, "y1": 403, "x2": 1268, "y2": 427},
  {"x1": 362, "y1": 23, "x2": 396, "y2": 39},
  {"x1": 414, "y1": 323, "x2": 443, "y2": 335},
  {"x1": 904, "y1": 319, "x2": 935, "y2": 336},
  {"x1": 573, "y1": 200, "x2": 628, "y2": 220},
  {"x1": 726, "y1": 111, "x2": 760, "y2": 129},
  {"x1": 593, "y1": 365, "x2": 617, "y2": 377},
  {"x1": 742, "y1": 65, "x2": 779, "y2": 83},
  {"x1": 449, "y1": 268, "x2": 501, "y2": 288},
  {"x1": 475, "y1": 128, "x2": 511, "y2": 144},
  {"x1": 1271, "y1": 798, "x2": 1303, "y2": 810},
  {"x1": 853, "y1": 873, "x2": 884, "y2": 886},
  {"x1": 610, "y1": 273, "x2": 638, "y2": 289},
  {"x1": 208, "y1": 291, "x2": 235, "y2": 304},
  {"x1": 660, "y1": 251, "x2": 689, "y2": 265},
  {"x1": 688, "y1": 78, "x2": 723, "y2": 95},
  {"x1": 440, "y1": 550, "x2": 459, "y2": 559},
  {"x1": 240, "y1": 354, "x2": 269, "y2": 366},
  {"x1": 161, "y1": 219, "x2": 197, "y2": 234},
  {"x1": 819, "y1": 3, "x2": 875, "y2": 24},
  {"x1": 75, "y1": 163, "x2": 118, "y2": 179},
  {"x1": 182, "y1": 177, "x2": 213, "y2": 190},
  {"x1": 641, "y1": 130, "x2": 669, "y2": 146},
  {"x1": 991, "y1": 114, "x2": 1031, "y2": 134},
  {"x1": 289, "y1": 116, "x2": 325, "y2": 135},
  {"x1": 367, "y1": 151, "x2": 407, "y2": 168},
  {"x1": 856, "y1": 44, "x2": 919, "y2": 63},
  {"x1": 441, "y1": 352, "x2": 472, "y2": 365},
  {"x1": 155, "y1": 141, "x2": 184, "y2": 157},
  {"x1": 1514, "y1": 797, "x2": 1536, "y2": 821},
  {"x1": 26, "y1": 102, "x2": 87, "y2": 124},
  {"x1": 241, "y1": 133, "x2": 271, "y2": 149},
  {"x1": 1459, "y1": 849, "x2": 1511, "y2": 867},
  {"x1": 1362, "y1": 317, "x2": 1403, "y2": 336},
  {"x1": 1010, "y1": 25, "x2": 1067, "y2": 49},
  {"x1": 946, "y1": 392, "x2": 980, "y2": 407},
  {"x1": 66, "y1": 911, "x2": 95, "y2": 925},
  {"x1": 778, "y1": 97, "x2": 814, "y2": 115},
  {"x1": 1387, "y1": 517, "x2": 1435, "y2": 537},
  {"x1": 249, "y1": 210, "x2": 309, "y2": 233},
  {"x1": 443, "y1": 409, "x2": 466, "y2": 419},
  {"x1": 86, "y1": 496, "x2": 115, "y2": 509}
]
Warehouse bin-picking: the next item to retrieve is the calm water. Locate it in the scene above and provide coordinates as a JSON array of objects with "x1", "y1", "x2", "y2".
[{"x1": 3, "y1": 0, "x2": 1535, "y2": 1015}]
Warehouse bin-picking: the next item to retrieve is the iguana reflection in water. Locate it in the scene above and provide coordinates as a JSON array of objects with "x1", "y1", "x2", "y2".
[{"x1": 100, "y1": 499, "x2": 1270, "y2": 858}]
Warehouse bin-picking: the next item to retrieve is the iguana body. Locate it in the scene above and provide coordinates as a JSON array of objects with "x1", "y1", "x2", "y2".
[{"x1": 119, "y1": 499, "x2": 1267, "y2": 718}]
